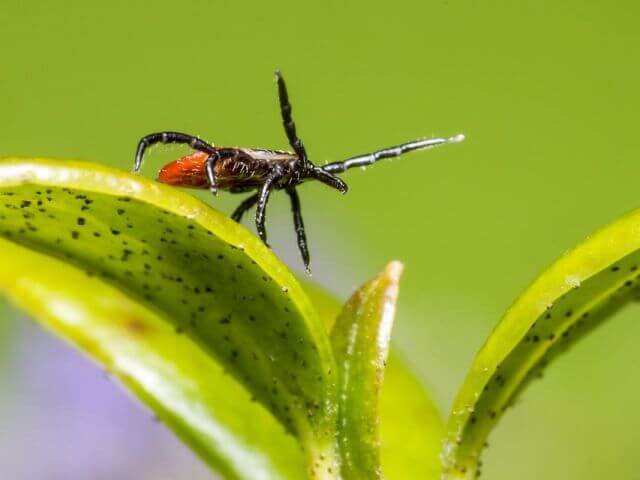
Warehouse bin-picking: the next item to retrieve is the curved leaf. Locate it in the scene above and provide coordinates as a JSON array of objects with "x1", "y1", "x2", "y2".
[
  {"x1": 443, "y1": 208, "x2": 640, "y2": 478},
  {"x1": 0, "y1": 158, "x2": 338, "y2": 475},
  {"x1": 303, "y1": 274, "x2": 445, "y2": 480},
  {"x1": 380, "y1": 353, "x2": 444, "y2": 480},
  {"x1": 331, "y1": 261, "x2": 403, "y2": 479},
  {"x1": 0, "y1": 237, "x2": 305, "y2": 479}
]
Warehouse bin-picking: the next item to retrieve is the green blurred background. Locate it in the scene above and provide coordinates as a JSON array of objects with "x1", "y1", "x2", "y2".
[{"x1": 1, "y1": 1, "x2": 639, "y2": 479}]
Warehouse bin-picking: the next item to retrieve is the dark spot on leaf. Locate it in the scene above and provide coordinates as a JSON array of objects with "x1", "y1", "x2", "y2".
[{"x1": 125, "y1": 318, "x2": 149, "y2": 335}]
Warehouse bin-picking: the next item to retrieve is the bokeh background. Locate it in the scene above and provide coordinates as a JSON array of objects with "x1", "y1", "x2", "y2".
[{"x1": 1, "y1": 1, "x2": 639, "y2": 479}]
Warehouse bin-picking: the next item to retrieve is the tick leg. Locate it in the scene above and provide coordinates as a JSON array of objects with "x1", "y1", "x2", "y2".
[
  {"x1": 321, "y1": 134, "x2": 464, "y2": 174},
  {"x1": 254, "y1": 174, "x2": 280, "y2": 247},
  {"x1": 231, "y1": 193, "x2": 259, "y2": 223},
  {"x1": 134, "y1": 132, "x2": 216, "y2": 173},
  {"x1": 204, "y1": 152, "x2": 221, "y2": 195},
  {"x1": 286, "y1": 187, "x2": 310, "y2": 272},
  {"x1": 275, "y1": 71, "x2": 308, "y2": 162}
]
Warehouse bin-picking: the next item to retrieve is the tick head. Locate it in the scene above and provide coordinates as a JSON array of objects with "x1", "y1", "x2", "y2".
[
  {"x1": 310, "y1": 167, "x2": 348, "y2": 194},
  {"x1": 157, "y1": 152, "x2": 209, "y2": 188}
]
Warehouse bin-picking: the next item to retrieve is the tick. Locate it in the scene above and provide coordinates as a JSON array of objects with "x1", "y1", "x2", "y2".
[{"x1": 133, "y1": 71, "x2": 463, "y2": 271}]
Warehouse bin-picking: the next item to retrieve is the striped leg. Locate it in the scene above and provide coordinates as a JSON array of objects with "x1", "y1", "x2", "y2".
[
  {"x1": 231, "y1": 193, "x2": 259, "y2": 223},
  {"x1": 286, "y1": 187, "x2": 310, "y2": 272},
  {"x1": 133, "y1": 131, "x2": 216, "y2": 173},
  {"x1": 321, "y1": 135, "x2": 464, "y2": 174}
]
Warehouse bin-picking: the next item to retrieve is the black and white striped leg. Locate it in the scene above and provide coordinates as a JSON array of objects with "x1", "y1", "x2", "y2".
[
  {"x1": 254, "y1": 174, "x2": 280, "y2": 247},
  {"x1": 321, "y1": 135, "x2": 464, "y2": 174},
  {"x1": 286, "y1": 187, "x2": 310, "y2": 272},
  {"x1": 205, "y1": 152, "x2": 221, "y2": 195},
  {"x1": 231, "y1": 193, "x2": 259, "y2": 223},
  {"x1": 133, "y1": 131, "x2": 216, "y2": 173},
  {"x1": 275, "y1": 71, "x2": 308, "y2": 162}
]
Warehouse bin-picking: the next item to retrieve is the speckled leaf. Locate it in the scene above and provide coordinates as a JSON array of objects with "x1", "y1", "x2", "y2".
[
  {"x1": 0, "y1": 158, "x2": 338, "y2": 476},
  {"x1": 330, "y1": 262, "x2": 403, "y2": 479},
  {"x1": 0, "y1": 237, "x2": 305, "y2": 479},
  {"x1": 304, "y1": 270, "x2": 444, "y2": 480},
  {"x1": 443, "y1": 209, "x2": 640, "y2": 479}
]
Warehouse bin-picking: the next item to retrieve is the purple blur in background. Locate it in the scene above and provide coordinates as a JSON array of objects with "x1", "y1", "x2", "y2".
[{"x1": 0, "y1": 310, "x2": 215, "y2": 480}]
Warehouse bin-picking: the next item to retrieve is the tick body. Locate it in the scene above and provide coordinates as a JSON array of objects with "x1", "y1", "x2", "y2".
[{"x1": 134, "y1": 72, "x2": 463, "y2": 271}]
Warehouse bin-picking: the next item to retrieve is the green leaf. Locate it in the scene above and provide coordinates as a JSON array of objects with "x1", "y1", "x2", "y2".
[
  {"x1": 0, "y1": 237, "x2": 305, "y2": 479},
  {"x1": 330, "y1": 261, "x2": 403, "y2": 479},
  {"x1": 442, "y1": 209, "x2": 640, "y2": 478},
  {"x1": 304, "y1": 269, "x2": 445, "y2": 480},
  {"x1": 380, "y1": 353, "x2": 444, "y2": 480},
  {"x1": 0, "y1": 158, "x2": 338, "y2": 477}
]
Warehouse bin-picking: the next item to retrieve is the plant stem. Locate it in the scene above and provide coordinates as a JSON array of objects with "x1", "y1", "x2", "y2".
[{"x1": 302, "y1": 435, "x2": 341, "y2": 480}]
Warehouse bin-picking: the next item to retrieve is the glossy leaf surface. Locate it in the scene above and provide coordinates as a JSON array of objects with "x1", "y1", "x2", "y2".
[
  {"x1": 443, "y1": 208, "x2": 640, "y2": 478},
  {"x1": 0, "y1": 158, "x2": 337, "y2": 476},
  {"x1": 304, "y1": 273, "x2": 445, "y2": 480},
  {"x1": 0, "y1": 237, "x2": 305, "y2": 479},
  {"x1": 330, "y1": 262, "x2": 402, "y2": 479}
]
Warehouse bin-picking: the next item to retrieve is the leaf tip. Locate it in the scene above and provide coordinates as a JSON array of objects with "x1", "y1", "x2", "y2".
[{"x1": 383, "y1": 261, "x2": 404, "y2": 283}]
